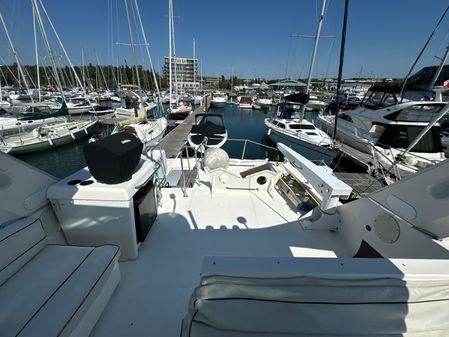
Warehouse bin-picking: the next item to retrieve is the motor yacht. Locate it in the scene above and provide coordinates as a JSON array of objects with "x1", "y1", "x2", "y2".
[
  {"x1": 306, "y1": 95, "x2": 327, "y2": 111},
  {"x1": 211, "y1": 91, "x2": 227, "y2": 108},
  {"x1": 238, "y1": 95, "x2": 253, "y2": 109},
  {"x1": 253, "y1": 95, "x2": 272, "y2": 109},
  {"x1": 2, "y1": 138, "x2": 449, "y2": 336},
  {"x1": 169, "y1": 98, "x2": 193, "y2": 120},
  {"x1": 318, "y1": 87, "x2": 448, "y2": 174}
]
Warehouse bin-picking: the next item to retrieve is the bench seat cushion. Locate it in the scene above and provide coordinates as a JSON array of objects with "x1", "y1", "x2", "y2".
[
  {"x1": 0, "y1": 244, "x2": 119, "y2": 337},
  {"x1": 0, "y1": 218, "x2": 46, "y2": 286},
  {"x1": 182, "y1": 257, "x2": 449, "y2": 337}
]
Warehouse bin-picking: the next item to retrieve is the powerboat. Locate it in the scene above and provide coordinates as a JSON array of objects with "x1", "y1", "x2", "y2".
[
  {"x1": 238, "y1": 95, "x2": 253, "y2": 109},
  {"x1": 318, "y1": 87, "x2": 448, "y2": 173},
  {"x1": 113, "y1": 91, "x2": 158, "y2": 120},
  {"x1": 65, "y1": 97, "x2": 96, "y2": 115},
  {"x1": 253, "y1": 95, "x2": 272, "y2": 109},
  {"x1": 211, "y1": 92, "x2": 227, "y2": 108},
  {"x1": 169, "y1": 98, "x2": 192, "y2": 120},
  {"x1": 306, "y1": 95, "x2": 327, "y2": 111},
  {"x1": 187, "y1": 113, "x2": 227, "y2": 151}
]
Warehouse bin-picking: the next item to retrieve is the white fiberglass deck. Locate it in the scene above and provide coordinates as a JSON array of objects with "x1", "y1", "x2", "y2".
[{"x1": 91, "y1": 162, "x2": 351, "y2": 337}]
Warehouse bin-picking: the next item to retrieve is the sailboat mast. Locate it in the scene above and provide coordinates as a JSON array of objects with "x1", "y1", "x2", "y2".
[
  {"x1": 193, "y1": 38, "x2": 196, "y2": 97},
  {"x1": 168, "y1": 0, "x2": 172, "y2": 100},
  {"x1": 82, "y1": 48, "x2": 86, "y2": 88},
  {"x1": 332, "y1": 0, "x2": 349, "y2": 140},
  {"x1": 32, "y1": 7, "x2": 41, "y2": 102},
  {"x1": 300, "y1": 0, "x2": 326, "y2": 121},
  {"x1": 200, "y1": 59, "x2": 203, "y2": 92},
  {"x1": 133, "y1": 0, "x2": 165, "y2": 115}
]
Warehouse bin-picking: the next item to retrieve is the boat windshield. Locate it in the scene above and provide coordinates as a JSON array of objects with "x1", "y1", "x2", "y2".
[
  {"x1": 362, "y1": 90, "x2": 398, "y2": 109},
  {"x1": 289, "y1": 124, "x2": 315, "y2": 130},
  {"x1": 384, "y1": 104, "x2": 445, "y2": 123},
  {"x1": 376, "y1": 124, "x2": 443, "y2": 153}
]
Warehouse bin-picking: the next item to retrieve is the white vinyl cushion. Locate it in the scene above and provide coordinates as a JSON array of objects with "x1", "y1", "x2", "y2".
[
  {"x1": 0, "y1": 218, "x2": 46, "y2": 286},
  {"x1": 182, "y1": 258, "x2": 449, "y2": 337},
  {"x1": 0, "y1": 244, "x2": 119, "y2": 337}
]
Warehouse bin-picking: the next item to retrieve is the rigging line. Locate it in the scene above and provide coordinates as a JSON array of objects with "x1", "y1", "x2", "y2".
[
  {"x1": 32, "y1": 6, "x2": 41, "y2": 101},
  {"x1": 134, "y1": 0, "x2": 166, "y2": 116},
  {"x1": 130, "y1": 0, "x2": 147, "y2": 88},
  {"x1": 170, "y1": 0, "x2": 178, "y2": 93},
  {"x1": 284, "y1": 36, "x2": 293, "y2": 79},
  {"x1": 289, "y1": 38, "x2": 299, "y2": 79},
  {"x1": 124, "y1": 0, "x2": 141, "y2": 88},
  {"x1": 399, "y1": 4, "x2": 449, "y2": 101},
  {"x1": 31, "y1": 0, "x2": 63, "y2": 103},
  {"x1": 0, "y1": 55, "x2": 20, "y2": 84},
  {"x1": 115, "y1": 0, "x2": 122, "y2": 73},
  {"x1": 0, "y1": 65, "x2": 9, "y2": 86},
  {"x1": 324, "y1": 38, "x2": 336, "y2": 78},
  {"x1": 110, "y1": 0, "x2": 117, "y2": 87},
  {"x1": 36, "y1": 0, "x2": 89, "y2": 102},
  {"x1": 0, "y1": 9, "x2": 33, "y2": 101},
  {"x1": 434, "y1": 29, "x2": 449, "y2": 56}
]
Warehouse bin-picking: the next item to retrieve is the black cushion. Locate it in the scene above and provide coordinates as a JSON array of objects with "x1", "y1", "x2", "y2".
[{"x1": 83, "y1": 132, "x2": 143, "y2": 184}]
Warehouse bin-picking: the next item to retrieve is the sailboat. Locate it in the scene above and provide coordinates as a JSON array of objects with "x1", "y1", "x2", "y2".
[
  {"x1": 0, "y1": 116, "x2": 97, "y2": 155},
  {"x1": 265, "y1": 0, "x2": 337, "y2": 164},
  {"x1": 0, "y1": 102, "x2": 69, "y2": 136},
  {"x1": 110, "y1": 0, "x2": 167, "y2": 148},
  {"x1": 167, "y1": 0, "x2": 192, "y2": 120}
]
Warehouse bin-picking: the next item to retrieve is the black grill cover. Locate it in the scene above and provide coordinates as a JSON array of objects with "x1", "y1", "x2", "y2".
[{"x1": 84, "y1": 132, "x2": 143, "y2": 184}]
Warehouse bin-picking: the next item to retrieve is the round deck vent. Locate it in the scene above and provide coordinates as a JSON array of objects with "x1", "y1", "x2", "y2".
[
  {"x1": 373, "y1": 213, "x2": 400, "y2": 243},
  {"x1": 257, "y1": 176, "x2": 267, "y2": 185}
]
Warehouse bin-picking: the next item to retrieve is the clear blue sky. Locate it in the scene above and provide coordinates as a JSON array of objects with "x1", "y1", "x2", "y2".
[{"x1": 1, "y1": 0, "x2": 449, "y2": 80}]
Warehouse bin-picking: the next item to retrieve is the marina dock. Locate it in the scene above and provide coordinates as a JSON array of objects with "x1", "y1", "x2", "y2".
[
  {"x1": 334, "y1": 172, "x2": 384, "y2": 197},
  {"x1": 337, "y1": 143, "x2": 411, "y2": 181},
  {"x1": 159, "y1": 96, "x2": 211, "y2": 158}
]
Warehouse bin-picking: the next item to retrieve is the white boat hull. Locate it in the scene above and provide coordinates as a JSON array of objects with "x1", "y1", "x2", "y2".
[
  {"x1": 267, "y1": 127, "x2": 336, "y2": 165},
  {"x1": 239, "y1": 104, "x2": 252, "y2": 109},
  {"x1": 0, "y1": 120, "x2": 97, "y2": 155},
  {"x1": 211, "y1": 100, "x2": 226, "y2": 108}
]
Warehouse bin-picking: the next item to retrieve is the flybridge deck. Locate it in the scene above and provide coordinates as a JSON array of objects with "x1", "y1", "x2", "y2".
[{"x1": 90, "y1": 158, "x2": 352, "y2": 337}]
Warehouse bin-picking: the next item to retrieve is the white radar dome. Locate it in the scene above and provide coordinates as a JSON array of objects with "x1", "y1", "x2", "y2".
[{"x1": 204, "y1": 148, "x2": 230, "y2": 170}]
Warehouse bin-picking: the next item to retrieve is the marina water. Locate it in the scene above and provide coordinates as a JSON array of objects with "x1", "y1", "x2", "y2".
[{"x1": 16, "y1": 103, "x2": 321, "y2": 178}]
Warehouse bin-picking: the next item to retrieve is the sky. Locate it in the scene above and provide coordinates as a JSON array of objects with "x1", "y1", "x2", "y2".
[{"x1": 0, "y1": 0, "x2": 449, "y2": 80}]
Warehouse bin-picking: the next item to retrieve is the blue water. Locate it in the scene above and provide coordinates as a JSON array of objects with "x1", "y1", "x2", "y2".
[{"x1": 16, "y1": 103, "x2": 322, "y2": 178}]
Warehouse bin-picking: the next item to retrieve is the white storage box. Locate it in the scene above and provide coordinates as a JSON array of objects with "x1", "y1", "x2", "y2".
[{"x1": 47, "y1": 158, "x2": 157, "y2": 261}]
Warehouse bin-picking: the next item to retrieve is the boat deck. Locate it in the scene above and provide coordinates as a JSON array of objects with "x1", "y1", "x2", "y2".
[{"x1": 91, "y1": 160, "x2": 351, "y2": 337}]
